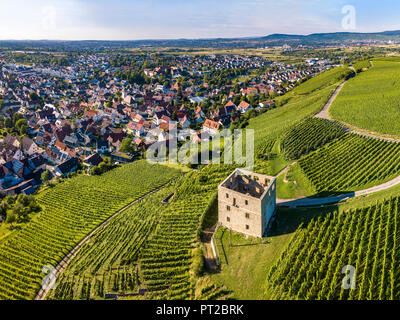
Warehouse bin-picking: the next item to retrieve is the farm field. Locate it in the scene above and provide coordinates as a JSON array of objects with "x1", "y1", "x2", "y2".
[
  {"x1": 330, "y1": 61, "x2": 400, "y2": 137},
  {"x1": 281, "y1": 117, "x2": 346, "y2": 160},
  {"x1": 249, "y1": 65, "x2": 353, "y2": 167},
  {"x1": 47, "y1": 164, "x2": 235, "y2": 300},
  {"x1": 0, "y1": 161, "x2": 181, "y2": 300},
  {"x1": 292, "y1": 66, "x2": 353, "y2": 95},
  {"x1": 138, "y1": 164, "x2": 234, "y2": 300},
  {"x1": 298, "y1": 133, "x2": 400, "y2": 193},
  {"x1": 209, "y1": 206, "x2": 328, "y2": 300},
  {"x1": 266, "y1": 197, "x2": 400, "y2": 300},
  {"x1": 47, "y1": 181, "x2": 178, "y2": 300}
]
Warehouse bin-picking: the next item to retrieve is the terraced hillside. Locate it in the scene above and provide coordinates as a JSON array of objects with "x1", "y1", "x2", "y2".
[
  {"x1": 246, "y1": 66, "x2": 354, "y2": 177},
  {"x1": 47, "y1": 181, "x2": 178, "y2": 300},
  {"x1": 46, "y1": 164, "x2": 234, "y2": 300},
  {"x1": 139, "y1": 164, "x2": 234, "y2": 299},
  {"x1": 0, "y1": 161, "x2": 181, "y2": 300},
  {"x1": 266, "y1": 197, "x2": 400, "y2": 300},
  {"x1": 330, "y1": 61, "x2": 400, "y2": 137}
]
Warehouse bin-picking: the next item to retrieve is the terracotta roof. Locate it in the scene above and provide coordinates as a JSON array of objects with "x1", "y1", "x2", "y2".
[{"x1": 203, "y1": 119, "x2": 220, "y2": 131}]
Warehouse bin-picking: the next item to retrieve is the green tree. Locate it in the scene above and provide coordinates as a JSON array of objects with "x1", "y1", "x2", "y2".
[
  {"x1": 15, "y1": 118, "x2": 27, "y2": 132},
  {"x1": 29, "y1": 92, "x2": 40, "y2": 101},
  {"x1": 120, "y1": 138, "x2": 135, "y2": 154},
  {"x1": 4, "y1": 117, "x2": 11, "y2": 128},
  {"x1": 6, "y1": 212, "x2": 16, "y2": 225}
]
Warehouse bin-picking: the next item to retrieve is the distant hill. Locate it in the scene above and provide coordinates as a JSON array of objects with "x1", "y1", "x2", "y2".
[
  {"x1": 261, "y1": 31, "x2": 400, "y2": 44},
  {"x1": 1, "y1": 30, "x2": 400, "y2": 51}
]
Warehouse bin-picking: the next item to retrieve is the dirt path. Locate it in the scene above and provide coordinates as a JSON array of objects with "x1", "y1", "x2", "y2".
[
  {"x1": 315, "y1": 78, "x2": 400, "y2": 143},
  {"x1": 34, "y1": 182, "x2": 172, "y2": 300},
  {"x1": 315, "y1": 80, "x2": 349, "y2": 120}
]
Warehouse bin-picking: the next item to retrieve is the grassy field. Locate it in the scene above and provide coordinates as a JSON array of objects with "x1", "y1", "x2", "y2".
[
  {"x1": 330, "y1": 61, "x2": 400, "y2": 137},
  {"x1": 292, "y1": 66, "x2": 353, "y2": 95},
  {"x1": 209, "y1": 206, "x2": 327, "y2": 300},
  {"x1": 276, "y1": 163, "x2": 316, "y2": 199}
]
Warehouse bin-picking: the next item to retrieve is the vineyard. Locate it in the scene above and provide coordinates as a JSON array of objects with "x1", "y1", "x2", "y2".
[
  {"x1": 330, "y1": 61, "x2": 400, "y2": 136},
  {"x1": 138, "y1": 164, "x2": 234, "y2": 300},
  {"x1": 249, "y1": 83, "x2": 336, "y2": 147},
  {"x1": 281, "y1": 118, "x2": 346, "y2": 160},
  {"x1": 298, "y1": 133, "x2": 400, "y2": 192},
  {"x1": 47, "y1": 181, "x2": 178, "y2": 300},
  {"x1": 45, "y1": 164, "x2": 234, "y2": 300},
  {"x1": 292, "y1": 66, "x2": 354, "y2": 95},
  {"x1": 0, "y1": 161, "x2": 181, "y2": 300},
  {"x1": 266, "y1": 197, "x2": 400, "y2": 300}
]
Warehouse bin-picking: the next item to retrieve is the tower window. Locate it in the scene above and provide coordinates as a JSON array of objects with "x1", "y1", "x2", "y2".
[
  {"x1": 245, "y1": 200, "x2": 248, "y2": 205},
  {"x1": 227, "y1": 205, "x2": 230, "y2": 211},
  {"x1": 245, "y1": 213, "x2": 250, "y2": 219},
  {"x1": 227, "y1": 217, "x2": 230, "y2": 222},
  {"x1": 246, "y1": 225, "x2": 249, "y2": 230}
]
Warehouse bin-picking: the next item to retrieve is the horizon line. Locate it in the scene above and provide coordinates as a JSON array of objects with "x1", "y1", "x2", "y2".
[{"x1": 0, "y1": 29, "x2": 399, "y2": 43}]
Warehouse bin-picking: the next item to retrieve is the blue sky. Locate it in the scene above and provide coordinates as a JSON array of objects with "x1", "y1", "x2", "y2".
[{"x1": 0, "y1": 0, "x2": 399, "y2": 40}]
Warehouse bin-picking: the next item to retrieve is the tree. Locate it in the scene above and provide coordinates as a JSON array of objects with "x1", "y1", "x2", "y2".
[
  {"x1": 120, "y1": 137, "x2": 135, "y2": 154},
  {"x1": 15, "y1": 118, "x2": 27, "y2": 133},
  {"x1": 89, "y1": 166, "x2": 101, "y2": 175},
  {"x1": 4, "y1": 117, "x2": 11, "y2": 128},
  {"x1": 41, "y1": 170, "x2": 51, "y2": 184},
  {"x1": 6, "y1": 212, "x2": 16, "y2": 225},
  {"x1": 13, "y1": 113, "x2": 24, "y2": 124},
  {"x1": 19, "y1": 124, "x2": 28, "y2": 135},
  {"x1": 29, "y1": 92, "x2": 40, "y2": 101}
]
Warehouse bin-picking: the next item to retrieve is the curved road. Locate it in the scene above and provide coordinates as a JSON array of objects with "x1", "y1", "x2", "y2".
[{"x1": 277, "y1": 79, "x2": 400, "y2": 207}]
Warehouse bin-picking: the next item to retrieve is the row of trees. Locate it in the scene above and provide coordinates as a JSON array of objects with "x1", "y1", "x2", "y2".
[
  {"x1": 0, "y1": 112, "x2": 28, "y2": 136},
  {"x1": 89, "y1": 157, "x2": 116, "y2": 176}
]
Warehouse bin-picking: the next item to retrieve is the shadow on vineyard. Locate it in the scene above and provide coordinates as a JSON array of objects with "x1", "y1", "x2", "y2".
[{"x1": 269, "y1": 206, "x2": 339, "y2": 237}]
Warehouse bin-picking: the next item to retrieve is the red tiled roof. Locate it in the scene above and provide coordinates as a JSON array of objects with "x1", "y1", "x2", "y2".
[{"x1": 203, "y1": 119, "x2": 220, "y2": 131}]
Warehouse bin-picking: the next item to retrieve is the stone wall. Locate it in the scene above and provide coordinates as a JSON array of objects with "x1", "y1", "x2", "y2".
[{"x1": 218, "y1": 169, "x2": 276, "y2": 238}]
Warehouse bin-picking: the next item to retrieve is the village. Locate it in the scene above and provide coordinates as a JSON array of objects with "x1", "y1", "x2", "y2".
[{"x1": 0, "y1": 51, "x2": 331, "y2": 196}]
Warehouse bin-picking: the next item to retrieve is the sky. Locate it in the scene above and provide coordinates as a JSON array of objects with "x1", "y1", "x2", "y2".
[{"x1": 0, "y1": 0, "x2": 399, "y2": 40}]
